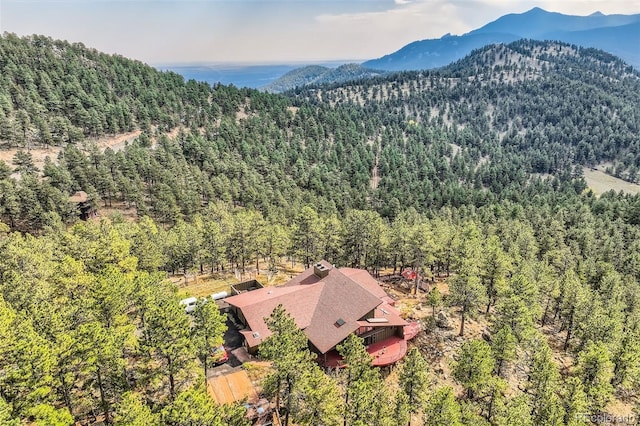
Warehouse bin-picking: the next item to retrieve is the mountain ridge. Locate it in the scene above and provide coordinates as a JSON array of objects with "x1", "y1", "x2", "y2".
[
  {"x1": 262, "y1": 63, "x2": 386, "y2": 93},
  {"x1": 364, "y1": 7, "x2": 640, "y2": 71},
  {"x1": 263, "y1": 8, "x2": 639, "y2": 93}
]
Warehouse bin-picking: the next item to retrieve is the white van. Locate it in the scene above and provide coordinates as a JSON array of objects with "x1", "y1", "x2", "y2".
[{"x1": 179, "y1": 297, "x2": 198, "y2": 314}]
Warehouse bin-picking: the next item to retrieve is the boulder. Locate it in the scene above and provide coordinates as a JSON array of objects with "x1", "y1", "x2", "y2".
[{"x1": 436, "y1": 311, "x2": 452, "y2": 329}]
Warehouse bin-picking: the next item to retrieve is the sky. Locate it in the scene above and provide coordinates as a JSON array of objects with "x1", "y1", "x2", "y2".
[{"x1": 1, "y1": 0, "x2": 638, "y2": 65}]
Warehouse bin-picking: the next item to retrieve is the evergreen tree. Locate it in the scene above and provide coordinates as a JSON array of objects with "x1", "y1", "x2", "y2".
[
  {"x1": 576, "y1": 342, "x2": 615, "y2": 413},
  {"x1": 449, "y1": 223, "x2": 487, "y2": 336},
  {"x1": 113, "y1": 392, "x2": 160, "y2": 426},
  {"x1": 292, "y1": 364, "x2": 342, "y2": 426},
  {"x1": 452, "y1": 340, "x2": 494, "y2": 399},
  {"x1": 490, "y1": 326, "x2": 517, "y2": 377},
  {"x1": 426, "y1": 286, "x2": 442, "y2": 317},
  {"x1": 337, "y1": 333, "x2": 385, "y2": 426},
  {"x1": 160, "y1": 387, "x2": 225, "y2": 426},
  {"x1": 192, "y1": 298, "x2": 227, "y2": 382},
  {"x1": 260, "y1": 305, "x2": 316, "y2": 426},
  {"x1": 141, "y1": 292, "x2": 196, "y2": 402},
  {"x1": 562, "y1": 377, "x2": 590, "y2": 426},
  {"x1": 0, "y1": 396, "x2": 19, "y2": 426},
  {"x1": 525, "y1": 337, "x2": 564, "y2": 426},
  {"x1": 397, "y1": 346, "x2": 430, "y2": 425},
  {"x1": 423, "y1": 387, "x2": 462, "y2": 426}
]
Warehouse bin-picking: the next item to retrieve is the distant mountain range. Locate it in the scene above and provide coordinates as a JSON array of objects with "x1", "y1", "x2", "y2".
[
  {"x1": 363, "y1": 7, "x2": 640, "y2": 71},
  {"x1": 164, "y1": 7, "x2": 640, "y2": 92}
]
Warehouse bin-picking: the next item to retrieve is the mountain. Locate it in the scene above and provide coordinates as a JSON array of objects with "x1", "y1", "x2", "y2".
[
  {"x1": 297, "y1": 40, "x2": 640, "y2": 196},
  {"x1": 362, "y1": 32, "x2": 520, "y2": 72},
  {"x1": 363, "y1": 8, "x2": 640, "y2": 71},
  {"x1": 1, "y1": 34, "x2": 639, "y2": 227},
  {"x1": 467, "y1": 6, "x2": 639, "y2": 38},
  {"x1": 0, "y1": 33, "x2": 200, "y2": 145},
  {"x1": 262, "y1": 63, "x2": 387, "y2": 93},
  {"x1": 546, "y1": 21, "x2": 640, "y2": 70}
]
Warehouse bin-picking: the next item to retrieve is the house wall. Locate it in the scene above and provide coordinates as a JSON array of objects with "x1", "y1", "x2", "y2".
[
  {"x1": 231, "y1": 306, "x2": 247, "y2": 327},
  {"x1": 359, "y1": 326, "x2": 401, "y2": 346},
  {"x1": 361, "y1": 309, "x2": 376, "y2": 320}
]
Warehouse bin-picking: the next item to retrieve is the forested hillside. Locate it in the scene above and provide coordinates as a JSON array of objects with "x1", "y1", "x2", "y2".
[
  {"x1": 297, "y1": 41, "x2": 640, "y2": 192},
  {"x1": 0, "y1": 34, "x2": 214, "y2": 146},
  {"x1": 0, "y1": 34, "x2": 640, "y2": 425},
  {"x1": 263, "y1": 63, "x2": 386, "y2": 93}
]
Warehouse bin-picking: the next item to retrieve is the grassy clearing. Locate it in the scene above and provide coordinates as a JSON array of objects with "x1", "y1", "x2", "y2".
[
  {"x1": 583, "y1": 166, "x2": 640, "y2": 195},
  {"x1": 175, "y1": 259, "x2": 306, "y2": 298}
]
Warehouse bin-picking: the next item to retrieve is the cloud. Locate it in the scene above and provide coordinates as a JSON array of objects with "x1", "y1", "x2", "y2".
[{"x1": 394, "y1": 0, "x2": 413, "y2": 4}]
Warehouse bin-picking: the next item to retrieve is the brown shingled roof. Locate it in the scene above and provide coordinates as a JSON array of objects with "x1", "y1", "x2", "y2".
[
  {"x1": 68, "y1": 191, "x2": 88, "y2": 203},
  {"x1": 229, "y1": 284, "x2": 324, "y2": 348},
  {"x1": 226, "y1": 260, "x2": 406, "y2": 354},
  {"x1": 340, "y1": 267, "x2": 389, "y2": 299},
  {"x1": 303, "y1": 267, "x2": 384, "y2": 353}
]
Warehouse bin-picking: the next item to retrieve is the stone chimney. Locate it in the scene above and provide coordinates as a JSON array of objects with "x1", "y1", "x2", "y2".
[{"x1": 313, "y1": 262, "x2": 330, "y2": 278}]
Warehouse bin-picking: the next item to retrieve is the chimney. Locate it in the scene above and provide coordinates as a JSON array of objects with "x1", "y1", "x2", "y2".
[{"x1": 313, "y1": 262, "x2": 330, "y2": 278}]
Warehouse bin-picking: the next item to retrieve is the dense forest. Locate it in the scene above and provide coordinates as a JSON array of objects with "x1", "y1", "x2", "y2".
[{"x1": 0, "y1": 34, "x2": 639, "y2": 424}]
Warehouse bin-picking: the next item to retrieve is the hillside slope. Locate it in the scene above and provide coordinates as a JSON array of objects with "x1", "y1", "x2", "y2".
[
  {"x1": 296, "y1": 40, "x2": 640, "y2": 206},
  {"x1": 263, "y1": 63, "x2": 386, "y2": 93},
  {"x1": 0, "y1": 33, "x2": 213, "y2": 149},
  {"x1": 1, "y1": 37, "x2": 639, "y2": 230}
]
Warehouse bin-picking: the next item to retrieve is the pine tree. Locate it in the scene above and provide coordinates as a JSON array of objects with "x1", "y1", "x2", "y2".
[
  {"x1": 449, "y1": 223, "x2": 487, "y2": 336},
  {"x1": 576, "y1": 342, "x2": 615, "y2": 413},
  {"x1": 452, "y1": 340, "x2": 494, "y2": 399},
  {"x1": 337, "y1": 333, "x2": 384, "y2": 426},
  {"x1": 397, "y1": 346, "x2": 430, "y2": 425},
  {"x1": 481, "y1": 235, "x2": 510, "y2": 313},
  {"x1": 393, "y1": 390, "x2": 411, "y2": 426},
  {"x1": 160, "y1": 387, "x2": 225, "y2": 426},
  {"x1": 292, "y1": 364, "x2": 342, "y2": 426},
  {"x1": 142, "y1": 293, "x2": 196, "y2": 403},
  {"x1": 113, "y1": 392, "x2": 160, "y2": 426},
  {"x1": 423, "y1": 387, "x2": 462, "y2": 426},
  {"x1": 0, "y1": 396, "x2": 19, "y2": 425},
  {"x1": 490, "y1": 326, "x2": 517, "y2": 377},
  {"x1": 562, "y1": 377, "x2": 590, "y2": 426},
  {"x1": 612, "y1": 331, "x2": 640, "y2": 388},
  {"x1": 494, "y1": 394, "x2": 533, "y2": 426},
  {"x1": 426, "y1": 287, "x2": 442, "y2": 317},
  {"x1": 525, "y1": 338, "x2": 564, "y2": 426},
  {"x1": 260, "y1": 305, "x2": 316, "y2": 426},
  {"x1": 192, "y1": 298, "x2": 227, "y2": 382},
  {"x1": 28, "y1": 404, "x2": 74, "y2": 426}
]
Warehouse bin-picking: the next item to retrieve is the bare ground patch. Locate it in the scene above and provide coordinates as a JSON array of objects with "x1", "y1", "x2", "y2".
[{"x1": 582, "y1": 166, "x2": 640, "y2": 195}]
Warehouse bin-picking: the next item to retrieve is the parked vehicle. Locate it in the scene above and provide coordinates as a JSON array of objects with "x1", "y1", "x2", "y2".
[
  {"x1": 211, "y1": 291, "x2": 228, "y2": 301},
  {"x1": 179, "y1": 297, "x2": 198, "y2": 314},
  {"x1": 211, "y1": 345, "x2": 229, "y2": 365}
]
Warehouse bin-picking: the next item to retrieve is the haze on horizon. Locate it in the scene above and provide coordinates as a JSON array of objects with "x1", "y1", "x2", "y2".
[{"x1": 1, "y1": 0, "x2": 639, "y2": 65}]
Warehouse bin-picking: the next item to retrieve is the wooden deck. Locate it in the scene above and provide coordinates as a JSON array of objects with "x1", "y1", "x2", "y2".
[
  {"x1": 322, "y1": 336, "x2": 408, "y2": 368},
  {"x1": 321, "y1": 321, "x2": 420, "y2": 368}
]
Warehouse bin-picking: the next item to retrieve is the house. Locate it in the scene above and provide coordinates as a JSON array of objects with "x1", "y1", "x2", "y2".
[
  {"x1": 68, "y1": 191, "x2": 97, "y2": 220},
  {"x1": 225, "y1": 261, "x2": 419, "y2": 367}
]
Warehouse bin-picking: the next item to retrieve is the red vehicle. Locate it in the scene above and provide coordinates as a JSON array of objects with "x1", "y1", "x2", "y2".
[{"x1": 211, "y1": 345, "x2": 229, "y2": 365}]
